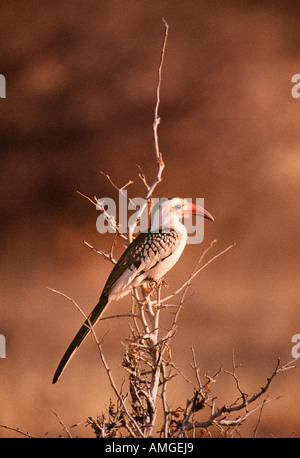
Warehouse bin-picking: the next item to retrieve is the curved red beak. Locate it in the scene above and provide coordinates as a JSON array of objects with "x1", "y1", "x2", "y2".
[{"x1": 183, "y1": 202, "x2": 214, "y2": 221}]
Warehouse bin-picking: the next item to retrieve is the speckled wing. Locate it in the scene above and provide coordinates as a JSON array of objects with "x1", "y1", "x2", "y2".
[{"x1": 103, "y1": 229, "x2": 183, "y2": 298}]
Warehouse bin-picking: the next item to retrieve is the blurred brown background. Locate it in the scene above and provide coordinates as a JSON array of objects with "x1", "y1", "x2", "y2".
[{"x1": 1, "y1": 0, "x2": 300, "y2": 438}]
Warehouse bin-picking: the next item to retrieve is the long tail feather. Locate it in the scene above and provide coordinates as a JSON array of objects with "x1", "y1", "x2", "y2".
[{"x1": 52, "y1": 293, "x2": 109, "y2": 384}]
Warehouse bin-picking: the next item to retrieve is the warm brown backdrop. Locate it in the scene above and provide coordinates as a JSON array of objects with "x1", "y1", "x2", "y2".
[{"x1": 1, "y1": 0, "x2": 300, "y2": 438}]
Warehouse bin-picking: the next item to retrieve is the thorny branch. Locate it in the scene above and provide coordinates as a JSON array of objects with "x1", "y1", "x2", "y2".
[{"x1": 173, "y1": 357, "x2": 296, "y2": 438}]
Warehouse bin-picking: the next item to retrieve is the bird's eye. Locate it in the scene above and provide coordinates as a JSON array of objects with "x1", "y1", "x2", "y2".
[{"x1": 175, "y1": 204, "x2": 181, "y2": 209}]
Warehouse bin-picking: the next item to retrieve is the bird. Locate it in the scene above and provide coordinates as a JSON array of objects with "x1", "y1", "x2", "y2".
[{"x1": 52, "y1": 197, "x2": 214, "y2": 384}]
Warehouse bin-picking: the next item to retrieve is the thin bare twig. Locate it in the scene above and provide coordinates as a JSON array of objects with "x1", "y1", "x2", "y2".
[
  {"x1": 127, "y1": 19, "x2": 168, "y2": 242},
  {"x1": 136, "y1": 164, "x2": 150, "y2": 192},
  {"x1": 252, "y1": 398, "x2": 267, "y2": 438},
  {"x1": 161, "y1": 242, "x2": 235, "y2": 304},
  {"x1": 190, "y1": 347, "x2": 203, "y2": 393},
  {"x1": 0, "y1": 424, "x2": 34, "y2": 438},
  {"x1": 100, "y1": 170, "x2": 133, "y2": 193},
  {"x1": 51, "y1": 409, "x2": 73, "y2": 438},
  {"x1": 153, "y1": 18, "x2": 169, "y2": 161},
  {"x1": 223, "y1": 349, "x2": 248, "y2": 407},
  {"x1": 160, "y1": 361, "x2": 169, "y2": 438},
  {"x1": 83, "y1": 240, "x2": 117, "y2": 264}
]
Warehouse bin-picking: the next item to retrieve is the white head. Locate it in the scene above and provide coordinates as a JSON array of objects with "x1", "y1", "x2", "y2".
[{"x1": 150, "y1": 197, "x2": 214, "y2": 232}]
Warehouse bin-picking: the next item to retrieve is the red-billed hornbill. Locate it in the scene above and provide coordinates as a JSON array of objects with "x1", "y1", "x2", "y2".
[{"x1": 52, "y1": 197, "x2": 214, "y2": 383}]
